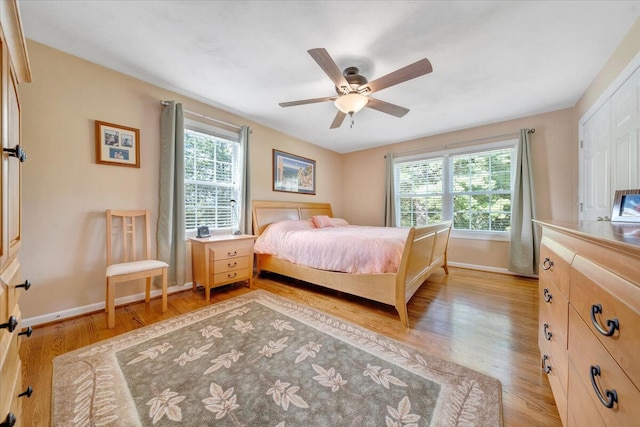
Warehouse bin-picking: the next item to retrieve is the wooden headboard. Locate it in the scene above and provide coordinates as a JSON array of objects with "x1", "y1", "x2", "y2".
[{"x1": 252, "y1": 200, "x2": 333, "y2": 235}]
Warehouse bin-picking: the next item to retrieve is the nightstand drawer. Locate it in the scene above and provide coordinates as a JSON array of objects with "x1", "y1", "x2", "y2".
[
  {"x1": 540, "y1": 236, "x2": 574, "y2": 298},
  {"x1": 212, "y1": 270, "x2": 250, "y2": 286},
  {"x1": 210, "y1": 242, "x2": 253, "y2": 261},
  {"x1": 212, "y1": 256, "x2": 250, "y2": 274}
]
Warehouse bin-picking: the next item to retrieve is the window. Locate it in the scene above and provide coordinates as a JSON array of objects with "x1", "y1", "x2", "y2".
[
  {"x1": 184, "y1": 120, "x2": 242, "y2": 234},
  {"x1": 395, "y1": 141, "x2": 516, "y2": 239}
]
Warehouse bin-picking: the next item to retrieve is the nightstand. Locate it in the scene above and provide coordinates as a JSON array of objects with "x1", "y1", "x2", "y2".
[{"x1": 189, "y1": 234, "x2": 256, "y2": 299}]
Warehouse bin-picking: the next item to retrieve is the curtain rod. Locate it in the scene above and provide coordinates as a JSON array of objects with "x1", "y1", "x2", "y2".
[
  {"x1": 160, "y1": 100, "x2": 242, "y2": 131},
  {"x1": 390, "y1": 128, "x2": 535, "y2": 158}
]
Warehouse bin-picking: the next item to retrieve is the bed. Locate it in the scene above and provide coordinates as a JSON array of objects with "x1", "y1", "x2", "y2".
[{"x1": 251, "y1": 200, "x2": 452, "y2": 327}]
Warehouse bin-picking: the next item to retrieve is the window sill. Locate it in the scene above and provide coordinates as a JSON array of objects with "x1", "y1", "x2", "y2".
[{"x1": 450, "y1": 229, "x2": 510, "y2": 242}]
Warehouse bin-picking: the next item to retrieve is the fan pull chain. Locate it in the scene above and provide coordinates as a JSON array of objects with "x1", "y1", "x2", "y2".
[{"x1": 349, "y1": 112, "x2": 355, "y2": 128}]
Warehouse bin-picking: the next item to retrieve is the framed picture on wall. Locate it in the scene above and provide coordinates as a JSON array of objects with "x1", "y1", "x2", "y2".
[
  {"x1": 95, "y1": 120, "x2": 140, "y2": 168},
  {"x1": 272, "y1": 149, "x2": 316, "y2": 195},
  {"x1": 611, "y1": 189, "x2": 640, "y2": 223}
]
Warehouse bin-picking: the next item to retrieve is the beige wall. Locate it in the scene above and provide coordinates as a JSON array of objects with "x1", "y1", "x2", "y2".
[
  {"x1": 19, "y1": 41, "x2": 342, "y2": 321},
  {"x1": 341, "y1": 108, "x2": 576, "y2": 270}
]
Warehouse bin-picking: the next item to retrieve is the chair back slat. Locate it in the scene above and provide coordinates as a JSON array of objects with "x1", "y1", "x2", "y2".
[{"x1": 106, "y1": 209, "x2": 152, "y2": 266}]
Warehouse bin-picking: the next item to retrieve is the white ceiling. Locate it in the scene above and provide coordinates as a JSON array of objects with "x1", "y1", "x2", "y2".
[{"x1": 19, "y1": 1, "x2": 640, "y2": 153}]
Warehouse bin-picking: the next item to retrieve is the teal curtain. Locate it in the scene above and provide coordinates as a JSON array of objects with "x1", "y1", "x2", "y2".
[
  {"x1": 384, "y1": 153, "x2": 396, "y2": 227},
  {"x1": 509, "y1": 129, "x2": 539, "y2": 275},
  {"x1": 157, "y1": 101, "x2": 186, "y2": 286},
  {"x1": 239, "y1": 125, "x2": 252, "y2": 234}
]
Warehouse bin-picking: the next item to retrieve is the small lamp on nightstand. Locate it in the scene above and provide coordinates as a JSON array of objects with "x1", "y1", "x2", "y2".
[{"x1": 229, "y1": 199, "x2": 241, "y2": 235}]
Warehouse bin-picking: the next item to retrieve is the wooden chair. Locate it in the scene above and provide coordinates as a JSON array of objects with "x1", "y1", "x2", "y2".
[{"x1": 105, "y1": 209, "x2": 168, "y2": 328}]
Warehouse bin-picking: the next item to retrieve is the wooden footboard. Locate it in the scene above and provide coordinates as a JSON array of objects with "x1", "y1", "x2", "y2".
[{"x1": 252, "y1": 200, "x2": 452, "y2": 328}]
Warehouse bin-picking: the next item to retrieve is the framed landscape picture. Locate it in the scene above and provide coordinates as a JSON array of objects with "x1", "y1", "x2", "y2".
[
  {"x1": 95, "y1": 120, "x2": 140, "y2": 168},
  {"x1": 611, "y1": 189, "x2": 640, "y2": 223},
  {"x1": 272, "y1": 149, "x2": 316, "y2": 195}
]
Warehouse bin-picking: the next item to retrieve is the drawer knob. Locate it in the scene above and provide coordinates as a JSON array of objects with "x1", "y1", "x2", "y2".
[
  {"x1": 16, "y1": 279, "x2": 31, "y2": 291},
  {"x1": 590, "y1": 365, "x2": 618, "y2": 409},
  {"x1": 543, "y1": 323, "x2": 553, "y2": 341},
  {"x1": 227, "y1": 250, "x2": 237, "y2": 257},
  {"x1": 18, "y1": 386, "x2": 33, "y2": 398},
  {"x1": 0, "y1": 413, "x2": 16, "y2": 427},
  {"x1": 542, "y1": 354, "x2": 552, "y2": 374},
  {"x1": 3, "y1": 144, "x2": 27, "y2": 162},
  {"x1": 227, "y1": 261, "x2": 237, "y2": 268},
  {"x1": 227, "y1": 272, "x2": 237, "y2": 279},
  {"x1": 542, "y1": 257, "x2": 554, "y2": 270},
  {"x1": 0, "y1": 316, "x2": 18, "y2": 333},
  {"x1": 19, "y1": 326, "x2": 33, "y2": 337},
  {"x1": 543, "y1": 288, "x2": 552, "y2": 303},
  {"x1": 590, "y1": 304, "x2": 619, "y2": 337}
]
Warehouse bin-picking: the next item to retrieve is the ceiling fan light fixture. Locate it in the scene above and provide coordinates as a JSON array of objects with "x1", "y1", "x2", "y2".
[{"x1": 334, "y1": 93, "x2": 369, "y2": 115}]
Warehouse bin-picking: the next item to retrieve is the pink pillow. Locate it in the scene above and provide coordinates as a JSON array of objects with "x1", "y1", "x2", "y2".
[{"x1": 311, "y1": 215, "x2": 333, "y2": 228}]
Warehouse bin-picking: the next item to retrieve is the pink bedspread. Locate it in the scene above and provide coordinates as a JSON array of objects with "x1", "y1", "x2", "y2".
[{"x1": 254, "y1": 219, "x2": 409, "y2": 274}]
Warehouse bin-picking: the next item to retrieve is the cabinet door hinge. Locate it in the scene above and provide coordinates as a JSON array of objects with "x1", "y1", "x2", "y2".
[{"x1": 580, "y1": 140, "x2": 584, "y2": 149}]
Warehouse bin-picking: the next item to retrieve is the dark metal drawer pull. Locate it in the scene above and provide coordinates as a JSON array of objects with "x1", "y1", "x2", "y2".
[
  {"x1": 16, "y1": 280, "x2": 31, "y2": 290},
  {"x1": 543, "y1": 323, "x2": 553, "y2": 341},
  {"x1": 18, "y1": 326, "x2": 33, "y2": 337},
  {"x1": 4, "y1": 144, "x2": 27, "y2": 162},
  {"x1": 590, "y1": 365, "x2": 617, "y2": 409},
  {"x1": 227, "y1": 251, "x2": 237, "y2": 257},
  {"x1": 0, "y1": 413, "x2": 16, "y2": 427},
  {"x1": 0, "y1": 316, "x2": 18, "y2": 333},
  {"x1": 543, "y1": 288, "x2": 552, "y2": 303},
  {"x1": 542, "y1": 257, "x2": 554, "y2": 271},
  {"x1": 542, "y1": 354, "x2": 552, "y2": 374},
  {"x1": 18, "y1": 386, "x2": 33, "y2": 398},
  {"x1": 590, "y1": 304, "x2": 619, "y2": 337},
  {"x1": 227, "y1": 262, "x2": 237, "y2": 268},
  {"x1": 227, "y1": 272, "x2": 237, "y2": 278}
]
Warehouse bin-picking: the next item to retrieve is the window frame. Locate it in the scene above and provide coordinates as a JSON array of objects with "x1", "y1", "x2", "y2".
[
  {"x1": 394, "y1": 139, "x2": 518, "y2": 241},
  {"x1": 183, "y1": 118, "x2": 242, "y2": 237}
]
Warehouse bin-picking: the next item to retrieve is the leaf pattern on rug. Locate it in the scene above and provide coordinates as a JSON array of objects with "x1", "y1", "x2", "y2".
[
  {"x1": 363, "y1": 364, "x2": 408, "y2": 389},
  {"x1": 226, "y1": 306, "x2": 250, "y2": 318},
  {"x1": 294, "y1": 341, "x2": 322, "y2": 364},
  {"x1": 311, "y1": 364, "x2": 347, "y2": 392},
  {"x1": 126, "y1": 343, "x2": 172, "y2": 365},
  {"x1": 146, "y1": 386, "x2": 185, "y2": 424},
  {"x1": 386, "y1": 396, "x2": 420, "y2": 427},
  {"x1": 259, "y1": 337, "x2": 289, "y2": 358},
  {"x1": 443, "y1": 379, "x2": 484, "y2": 427},
  {"x1": 203, "y1": 383, "x2": 242, "y2": 424},
  {"x1": 173, "y1": 343, "x2": 214, "y2": 366},
  {"x1": 200, "y1": 325, "x2": 223, "y2": 338},
  {"x1": 204, "y1": 349, "x2": 244, "y2": 375},
  {"x1": 232, "y1": 319, "x2": 254, "y2": 333},
  {"x1": 271, "y1": 319, "x2": 295, "y2": 331},
  {"x1": 72, "y1": 363, "x2": 118, "y2": 426},
  {"x1": 266, "y1": 380, "x2": 309, "y2": 411}
]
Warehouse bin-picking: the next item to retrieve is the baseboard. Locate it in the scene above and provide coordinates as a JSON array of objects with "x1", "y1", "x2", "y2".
[
  {"x1": 22, "y1": 283, "x2": 194, "y2": 328},
  {"x1": 448, "y1": 262, "x2": 538, "y2": 279}
]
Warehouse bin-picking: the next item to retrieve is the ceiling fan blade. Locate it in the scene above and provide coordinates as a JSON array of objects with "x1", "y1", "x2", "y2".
[
  {"x1": 308, "y1": 48, "x2": 350, "y2": 93},
  {"x1": 279, "y1": 96, "x2": 336, "y2": 107},
  {"x1": 366, "y1": 97, "x2": 410, "y2": 117},
  {"x1": 330, "y1": 111, "x2": 347, "y2": 129},
  {"x1": 361, "y1": 58, "x2": 432, "y2": 94}
]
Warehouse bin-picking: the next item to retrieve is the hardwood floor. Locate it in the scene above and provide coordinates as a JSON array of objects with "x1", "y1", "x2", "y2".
[{"x1": 20, "y1": 267, "x2": 561, "y2": 426}]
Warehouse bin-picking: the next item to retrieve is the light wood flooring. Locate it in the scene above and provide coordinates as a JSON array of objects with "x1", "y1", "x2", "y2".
[{"x1": 20, "y1": 267, "x2": 561, "y2": 426}]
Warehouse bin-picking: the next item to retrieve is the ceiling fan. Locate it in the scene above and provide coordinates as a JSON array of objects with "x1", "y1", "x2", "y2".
[{"x1": 279, "y1": 48, "x2": 433, "y2": 129}]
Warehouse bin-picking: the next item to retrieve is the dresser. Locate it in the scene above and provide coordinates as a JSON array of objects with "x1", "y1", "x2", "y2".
[
  {"x1": 535, "y1": 220, "x2": 640, "y2": 426},
  {"x1": 0, "y1": 2, "x2": 32, "y2": 426},
  {"x1": 189, "y1": 234, "x2": 256, "y2": 300}
]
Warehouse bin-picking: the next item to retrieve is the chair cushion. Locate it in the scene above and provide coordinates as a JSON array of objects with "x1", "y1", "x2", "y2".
[{"x1": 106, "y1": 260, "x2": 168, "y2": 277}]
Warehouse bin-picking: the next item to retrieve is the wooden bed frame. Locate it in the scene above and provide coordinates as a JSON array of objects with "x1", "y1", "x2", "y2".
[{"x1": 252, "y1": 200, "x2": 452, "y2": 328}]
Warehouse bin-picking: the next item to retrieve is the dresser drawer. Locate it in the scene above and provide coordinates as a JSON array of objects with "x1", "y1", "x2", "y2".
[
  {"x1": 540, "y1": 236, "x2": 574, "y2": 298},
  {"x1": 539, "y1": 273, "x2": 569, "y2": 350},
  {"x1": 569, "y1": 307, "x2": 640, "y2": 425},
  {"x1": 0, "y1": 307, "x2": 20, "y2": 420},
  {"x1": 210, "y1": 241, "x2": 253, "y2": 261},
  {"x1": 567, "y1": 358, "x2": 605, "y2": 427},
  {"x1": 570, "y1": 255, "x2": 640, "y2": 388},
  {"x1": 212, "y1": 256, "x2": 251, "y2": 274},
  {"x1": 539, "y1": 339, "x2": 568, "y2": 426}
]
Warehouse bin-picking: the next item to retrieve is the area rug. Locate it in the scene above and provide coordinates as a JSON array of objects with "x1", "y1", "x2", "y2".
[{"x1": 52, "y1": 290, "x2": 502, "y2": 426}]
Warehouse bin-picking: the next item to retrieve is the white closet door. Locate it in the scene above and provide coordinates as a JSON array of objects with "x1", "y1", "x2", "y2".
[
  {"x1": 580, "y1": 102, "x2": 611, "y2": 220},
  {"x1": 610, "y1": 66, "x2": 640, "y2": 192}
]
